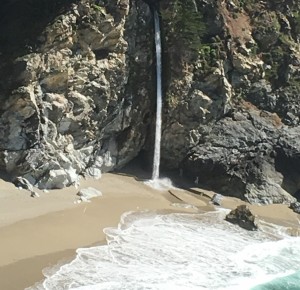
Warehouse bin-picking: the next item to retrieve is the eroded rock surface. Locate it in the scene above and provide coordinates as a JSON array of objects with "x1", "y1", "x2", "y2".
[
  {"x1": 290, "y1": 202, "x2": 300, "y2": 214},
  {"x1": 0, "y1": 0, "x2": 300, "y2": 204},
  {"x1": 159, "y1": 0, "x2": 300, "y2": 204},
  {"x1": 225, "y1": 205, "x2": 258, "y2": 231},
  {"x1": 0, "y1": 0, "x2": 153, "y2": 189}
]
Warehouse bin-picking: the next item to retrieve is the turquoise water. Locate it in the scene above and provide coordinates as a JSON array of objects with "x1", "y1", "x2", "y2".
[
  {"x1": 252, "y1": 270, "x2": 300, "y2": 290},
  {"x1": 27, "y1": 209, "x2": 300, "y2": 290}
]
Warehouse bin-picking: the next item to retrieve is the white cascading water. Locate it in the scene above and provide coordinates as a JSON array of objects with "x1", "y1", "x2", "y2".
[{"x1": 152, "y1": 10, "x2": 162, "y2": 181}]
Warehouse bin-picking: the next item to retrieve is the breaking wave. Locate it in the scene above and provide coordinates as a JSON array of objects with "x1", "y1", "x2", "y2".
[{"x1": 27, "y1": 210, "x2": 300, "y2": 290}]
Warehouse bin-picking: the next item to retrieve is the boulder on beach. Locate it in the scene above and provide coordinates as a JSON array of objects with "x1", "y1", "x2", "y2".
[
  {"x1": 290, "y1": 202, "x2": 300, "y2": 214},
  {"x1": 225, "y1": 205, "x2": 257, "y2": 231},
  {"x1": 211, "y1": 193, "x2": 223, "y2": 206},
  {"x1": 77, "y1": 187, "x2": 102, "y2": 202}
]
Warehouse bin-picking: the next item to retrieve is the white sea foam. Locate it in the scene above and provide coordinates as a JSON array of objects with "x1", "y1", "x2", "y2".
[
  {"x1": 171, "y1": 203, "x2": 199, "y2": 210},
  {"x1": 144, "y1": 177, "x2": 176, "y2": 191},
  {"x1": 27, "y1": 210, "x2": 300, "y2": 290}
]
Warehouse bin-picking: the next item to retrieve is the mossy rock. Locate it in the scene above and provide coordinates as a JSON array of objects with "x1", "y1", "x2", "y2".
[{"x1": 252, "y1": 11, "x2": 281, "y2": 50}]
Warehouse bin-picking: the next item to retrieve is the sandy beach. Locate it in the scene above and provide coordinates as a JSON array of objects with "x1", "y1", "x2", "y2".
[{"x1": 0, "y1": 167, "x2": 299, "y2": 290}]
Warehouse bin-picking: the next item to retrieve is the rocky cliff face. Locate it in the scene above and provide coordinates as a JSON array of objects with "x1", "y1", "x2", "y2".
[
  {"x1": 160, "y1": 0, "x2": 300, "y2": 204},
  {"x1": 0, "y1": 0, "x2": 153, "y2": 188},
  {"x1": 0, "y1": 0, "x2": 300, "y2": 204}
]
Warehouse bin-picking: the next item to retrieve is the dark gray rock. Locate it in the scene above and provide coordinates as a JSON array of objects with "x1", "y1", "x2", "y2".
[
  {"x1": 157, "y1": 0, "x2": 300, "y2": 205},
  {"x1": 182, "y1": 106, "x2": 297, "y2": 204},
  {"x1": 180, "y1": 110, "x2": 278, "y2": 202},
  {"x1": 290, "y1": 202, "x2": 300, "y2": 214},
  {"x1": 225, "y1": 205, "x2": 257, "y2": 231},
  {"x1": 1, "y1": 0, "x2": 300, "y2": 207},
  {"x1": 247, "y1": 85, "x2": 300, "y2": 126}
]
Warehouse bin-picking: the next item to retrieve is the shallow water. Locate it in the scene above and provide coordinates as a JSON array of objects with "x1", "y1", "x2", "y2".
[
  {"x1": 251, "y1": 270, "x2": 300, "y2": 290},
  {"x1": 28, "y1": 209, "x2": 300, "y2": 290}
]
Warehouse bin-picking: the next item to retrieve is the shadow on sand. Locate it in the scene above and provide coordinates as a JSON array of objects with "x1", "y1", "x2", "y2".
[{"x1": 113, "y1": 157, "x2": 213, "y2": 200}]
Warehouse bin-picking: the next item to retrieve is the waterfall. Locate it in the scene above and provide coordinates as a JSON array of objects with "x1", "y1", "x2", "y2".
[{"x1": 152, "y1": 9, "x2": 162, "y2": 181}]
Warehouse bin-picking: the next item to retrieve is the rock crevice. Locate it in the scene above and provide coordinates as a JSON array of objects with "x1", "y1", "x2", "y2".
[{"x1": 0, "y1": 0, "x2": 300, "y2": 204}]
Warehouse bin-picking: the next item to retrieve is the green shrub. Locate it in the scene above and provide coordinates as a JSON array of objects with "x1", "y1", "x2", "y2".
[{"x1": 161, "y1": 0, "x2": 206, "y2": 51}]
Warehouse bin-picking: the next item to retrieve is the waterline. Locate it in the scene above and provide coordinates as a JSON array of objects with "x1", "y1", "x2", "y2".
[{"x1": 26, "y1": 211, "x2": 300, "y2": 290}]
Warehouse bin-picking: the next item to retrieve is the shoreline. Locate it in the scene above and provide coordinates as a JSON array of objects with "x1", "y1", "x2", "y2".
[
  {"x1": 0, "y1": 172, "x2": 205, "y2": 290},
  {"x1": 0, "y1": 172, "x2": 299, "y2": 290}
]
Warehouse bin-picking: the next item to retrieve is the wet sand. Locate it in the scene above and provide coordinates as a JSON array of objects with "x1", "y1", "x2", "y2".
[{"x1": 0, "y1": 171, "x2": 299, "y2": 290}]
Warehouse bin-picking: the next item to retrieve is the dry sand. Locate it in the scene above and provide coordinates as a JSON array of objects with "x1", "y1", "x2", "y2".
[{"x1": 0, "y1": 169, "x2": 299, "y2": 290}]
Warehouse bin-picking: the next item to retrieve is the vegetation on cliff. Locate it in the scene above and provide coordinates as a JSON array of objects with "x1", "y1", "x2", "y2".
[
  {"x1": 0, "y1": 0, "x2": 300, "y2": 203},
  {"x1": 161, "y1": 0, "x2": 206, "y2": 51}
]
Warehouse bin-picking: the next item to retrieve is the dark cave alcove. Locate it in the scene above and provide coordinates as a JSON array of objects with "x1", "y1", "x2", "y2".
[{"x1": 275, "y1": 149, "x2": 300, "y2": 201}]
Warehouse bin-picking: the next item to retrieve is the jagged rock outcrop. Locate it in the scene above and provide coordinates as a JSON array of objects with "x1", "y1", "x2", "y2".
[
  {"x1": 0, "y1": 0, "x2": 153, "y2": 188},
  {"x1": 290, "y1": 202, "x2": 300, "y2": 214},
  {"x1": 182, "y1": 104, "x2": 298, "y2": 204},
  {"x1": 225, "y1": 205, "x2": 258, "y2": 231},
  {"x1": 0, "y1": 0, "x2": 300, "y2": 204},
  {"x1": 158, "y1": 0, "x2": 300, "y2": 204}
]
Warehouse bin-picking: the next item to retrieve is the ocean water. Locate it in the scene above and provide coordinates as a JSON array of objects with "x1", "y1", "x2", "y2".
[
  {"x1": 28, "y1": 209, "x2": 300, "y2": 290},
  {"x1": 252, "y1": 270, "x2": 300, "y2": 290}
]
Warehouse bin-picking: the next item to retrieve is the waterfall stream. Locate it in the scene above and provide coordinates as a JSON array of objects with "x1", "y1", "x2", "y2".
[{"x1": 152, "y1": 9, "x2": 162, "y2": 180}]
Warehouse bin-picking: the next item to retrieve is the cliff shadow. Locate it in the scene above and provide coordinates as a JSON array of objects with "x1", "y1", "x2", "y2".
[
  {"x1": 113, "y1": 152, "x2": 153, "y2": 181},
  {"x1": 114, "y1": 152, "x2": 214, "y2": 198},
  {"x1": 0, "y1": 0, "x2": 79, "y2": 56},
  {"x1": 0, "y1": 0, "x2": 79, "y2": 98},
  {"x1": 275, "y1": 150, "x2": 300, "y2": 201}
]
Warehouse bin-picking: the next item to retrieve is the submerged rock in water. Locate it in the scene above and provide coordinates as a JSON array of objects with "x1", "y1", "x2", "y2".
[
  {"x1": 290, "y1": 202, "x2": 300, "y2": 214},
  {"x1": 225, "y1": 205, "x2": 257, "y2": 231}
]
